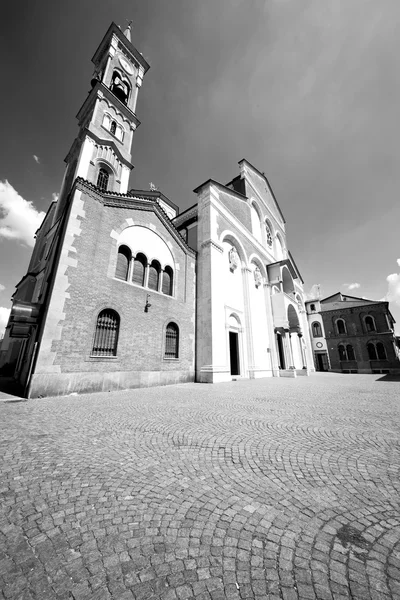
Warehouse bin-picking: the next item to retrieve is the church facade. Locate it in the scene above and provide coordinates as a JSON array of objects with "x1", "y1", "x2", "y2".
[{"x1": 0, "y1": 23, "x2": 313, "y2": 398}]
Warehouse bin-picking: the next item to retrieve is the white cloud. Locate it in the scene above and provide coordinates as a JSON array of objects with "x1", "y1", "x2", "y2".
[
  {"x1": 304, "y1": 283, "x2": 321, "y2": 300},
  {"x1": 397, "y1": 258, "x2": 400, "y2": 267},
  {"x1": 344, "y1": 282, "x2": 360, "y2": 290},
  {"x1": 33, "y1": 155, "x2": 40, "y2": 164},
  {"x1": 385, "y1": 273, "x2": 400, "y2": 307},
  {"x1": 0, "y1": 180, "x2": 45, "y2": 247},
  {"x1": 0, "y1": 284, "x2": 5, "y2": 292},
  {"x1": 0, "y1": 307, "x2": 10, "y2": 336}
]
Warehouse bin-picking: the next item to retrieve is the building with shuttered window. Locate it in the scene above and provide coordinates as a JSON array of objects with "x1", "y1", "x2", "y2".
[
  {"x1": 306, "y1": 294, "x2": 400, "y2": 374},
  {"x1": 0, "y1": 22, "x2": 317, "y2": 397}
]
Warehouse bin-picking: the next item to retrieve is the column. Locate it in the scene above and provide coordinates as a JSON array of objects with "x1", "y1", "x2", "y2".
[{"x1": 242, "y1": 266, "x2": 254, "y2": 377}]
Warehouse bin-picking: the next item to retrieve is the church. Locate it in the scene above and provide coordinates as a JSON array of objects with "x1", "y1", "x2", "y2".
[{"x1": 0, "y1": 22, "x2": 314, "y2": 398}]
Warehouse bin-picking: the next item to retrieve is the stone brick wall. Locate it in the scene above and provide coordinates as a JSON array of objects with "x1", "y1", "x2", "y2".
[
  {"x1": 322, "y1": 305, "x2": 399, "y2": 373},
  {"x1": 31, "y1": 186, "x2": 196, "y2": 396}
]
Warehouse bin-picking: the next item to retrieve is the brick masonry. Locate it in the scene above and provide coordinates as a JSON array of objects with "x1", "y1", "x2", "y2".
[
  {"x1": 30, "y1": 185, "x2": 196, "y2": 397},
  {"x1": 321, "y1": 304, "x2": 399, "y2": 373}
]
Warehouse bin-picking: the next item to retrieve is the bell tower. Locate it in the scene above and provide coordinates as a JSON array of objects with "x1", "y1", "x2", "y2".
[{"x1": 54, "y1": 22, "x2": 150, "y2": 222}]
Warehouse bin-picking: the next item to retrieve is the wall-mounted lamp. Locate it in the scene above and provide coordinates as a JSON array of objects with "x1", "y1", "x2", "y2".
[{"x1": 144, "y1": 294, "x2": 152, "y2": 313}]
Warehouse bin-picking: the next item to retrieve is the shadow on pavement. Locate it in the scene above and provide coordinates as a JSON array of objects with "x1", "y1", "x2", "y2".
[
  {"x1": 375, "y1": 374, "x2": 400, "y2": 382},
  {"x1": 0, "y1": 377, "x2": 25, "y2": 400}
]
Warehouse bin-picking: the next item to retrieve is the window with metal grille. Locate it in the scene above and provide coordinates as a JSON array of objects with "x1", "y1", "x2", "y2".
[
  {"x1": 367, "y1": 343, "x2": 377, "y2": 360},
  {"x1": 376, "y1": 342, "x2": 387, "y2": 359},
  {"x1": 132, "y1": 253, "x2": 146, "y2": 286},
  {"x1": 148, "y1": 261, "x2": 160, "y2": 291},
  {"x1": 162, "y1": 266, "x2": 173, "y2": 295},
  {"x1": 97, "y1": 168, "x2": 109, "y2": 192},
  {"x1": 336, "y1": 319, "x2": 346, "y2": 334},
  {"x1": 115, "y1": 246, "x2": 131, "y2": 280},
  {"x1": 312, "y1": 322, "x2": 322, "y2": 338},
  {"x1": 346, "y1": 345, "x2": 355, "y2": 361},
  {"x1": 365, "y1": 316, "x2": 376, "y2": 332},
  {"x1": 165, "y1": 323, "x2": 179, "y2": 358},
  {"x1": 92, "y1": 309, "x2": 119, "y2": 356}
]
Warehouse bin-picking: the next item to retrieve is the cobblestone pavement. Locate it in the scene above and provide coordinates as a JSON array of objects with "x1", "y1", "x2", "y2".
[{"x1": 1, "y1": 373, "x2": 400, "y2": 600}]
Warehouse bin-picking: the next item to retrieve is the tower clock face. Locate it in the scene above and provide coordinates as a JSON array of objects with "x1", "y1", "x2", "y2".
[{"x1": 118, "y1": 56, "x2": 134, "y2": 76}]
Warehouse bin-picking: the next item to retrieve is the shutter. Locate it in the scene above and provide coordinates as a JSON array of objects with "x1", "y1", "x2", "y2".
[
  {"x1": 162, "y1": 270, "x2": 171, "y2": 295},
  {"x1": 148, "y1": 264, "x2": 159, "y2": 290},
  {"x1": 132, "y1": 256, "x2": 145, "y2": 286},
  {"x1": 115, "y1": 249, "x2": 129, "y2": 280},
  {"x1": 377, "y1": 343, "x2": 386, "y2": 359}
]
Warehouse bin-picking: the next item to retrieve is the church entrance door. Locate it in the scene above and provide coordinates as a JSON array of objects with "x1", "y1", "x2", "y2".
[{"x1": 229, "y1": 331, "x2": 240, "y2": 376}]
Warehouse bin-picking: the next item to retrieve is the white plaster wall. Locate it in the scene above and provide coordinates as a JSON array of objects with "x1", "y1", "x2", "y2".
[
  {"x1": 222, "y1": 241, "x2": 245, "y2": 315},
  {"x1": 307, "y1": 313, "x2": 327, "y2": 351},
  {"x1": 250, "y1": 204, "x2": 262, "y2": 245},
  {"x1": 249, "y1": 264, "x2": 271, "y2": 371},
  {"x1": 118, "y1": 226, "x2": 174, "y2": 268},
  {"x1": 76, "y1": 137, "x2": 95, "y2": 179}
]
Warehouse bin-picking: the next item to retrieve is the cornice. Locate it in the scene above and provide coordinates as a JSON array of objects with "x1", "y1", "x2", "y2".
[
  {"x1": 173, "y1": 205, "x2": 198, "y2": 227},
  {"x1": 200, "y1": 239, "x2": 224, "y2": 253},
  {"x1": 73, "y1": 178, "x2": 196, "y2": 258}
]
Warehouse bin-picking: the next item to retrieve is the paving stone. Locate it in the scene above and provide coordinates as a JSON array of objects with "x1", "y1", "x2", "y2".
[{"x1": 0, "y1": 374, "x2": 399, "y2": 599}]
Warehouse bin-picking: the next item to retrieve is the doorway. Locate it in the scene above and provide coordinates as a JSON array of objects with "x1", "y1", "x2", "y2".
[
  {"x1": 277, "y1": 333, "x2": 286, "y2": 369},
  {"x1": 229, "y1": 331, "x2": 240, "y2": 376},
  {"x1": 316, "y1": 352, "x2": 329, "y2": 371}
]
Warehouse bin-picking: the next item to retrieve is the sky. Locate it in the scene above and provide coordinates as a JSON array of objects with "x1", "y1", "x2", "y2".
[{"x1": 1, "y1": 0, "x2": 400, "y2": 334}]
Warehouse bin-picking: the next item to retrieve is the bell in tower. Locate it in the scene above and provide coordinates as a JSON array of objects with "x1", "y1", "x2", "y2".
[{"x1": 110, "y1": 70, "x2": 131, "y2": 105}]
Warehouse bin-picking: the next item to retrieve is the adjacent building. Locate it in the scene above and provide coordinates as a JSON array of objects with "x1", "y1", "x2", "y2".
[
  {"x1": 306, "y1": 293, "x2": 400, "y2": 374},
  {"x1": 0, "y1": 22, "x2": 314, "y2": 397}
]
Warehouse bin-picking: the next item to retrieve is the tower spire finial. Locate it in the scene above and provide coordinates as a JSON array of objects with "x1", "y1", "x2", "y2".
[{"x1": 123, "y1": 19, "x2": 133, "y2": 42}]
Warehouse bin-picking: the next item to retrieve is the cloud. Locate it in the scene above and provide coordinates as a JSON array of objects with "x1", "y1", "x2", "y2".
[
  {"x1": 0, "y1": 307, "x2": 10, "y2": 336},
  {"x1": 304, "y1": 283, "x2": 321, "y2": 300},
  {"x1": 397, "y1": 258, "x2": 400, "y2": 267},
  {"x1": 0, "y1": 284, "x2": 5, "y2": 292},
  {"x1": 385, "y1": 273, "x2": 400, "y2": 307},
  {"x1": 344, "y1": 282, "x2": 361, "y2": 290},
  {"x1": 33, "y1": 155, "x2": 40, "y2": 164},
  {"x1": 0, "y1": 180, "x2": 45, "y2": 247}
]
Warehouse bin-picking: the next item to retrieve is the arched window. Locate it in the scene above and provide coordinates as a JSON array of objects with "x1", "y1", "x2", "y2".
[
  {"x1": 148, "y1": 260, "x2": 161, "y2": 291},
  {"x1": 132, "y1": 253, "x2": 146, "y2": 286},
  {"x1": 365, "y1": 316, "x2": 376, "y2": 332},
  {"x1": 275, "y1": 235, "x2": 284, "y2": 261},
  {"x1": 250, "y1": 203, "x2": 262, "y2": 243},
  {"x1": 367, "y1": 343, "x2": 377, "y2": 360},
  {"x1": 336, "y1": 319, "x2": 346, "y2": 334},
  {"x1": 92, "y1": 309, "x2": 120, "y2": 356},
  {"x1": 115, "y1": 245, "x2": 131, "y2": 281},
  {"x1": 312, "y1": 322, "x2": 322, "y2": 338},
  {"x1": 110, "y1": 120, "x2": 117, "y2": 135},
  {"x1": 162, "y1": 266, "x2": 173, "y2": 296},
  {"x1": 97, "y1": 168, "x2": 109, "y2": 192},
  {"x1": 165, "y1": 323, "x2": 179, "y2": 358},
  {"x1": 265, "y1": 223, "x2": 273, "y2": 248},
  {"x1": 338, "y1": 344, "x2": 347, "y2": 361},
  {"x1": 346, "y1": 345, "x2": 355, "y2": 361},
  {"x1": 376, "y1": 342, "x2": 387, "y2": 360},
  {"x1": 110, "y1": 70, "x2": 130, "y2": 105}
]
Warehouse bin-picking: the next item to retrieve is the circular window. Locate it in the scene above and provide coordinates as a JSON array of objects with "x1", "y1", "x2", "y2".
[{"x1": 316, "y1": 342, "x2": 323, "y2": 349}]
